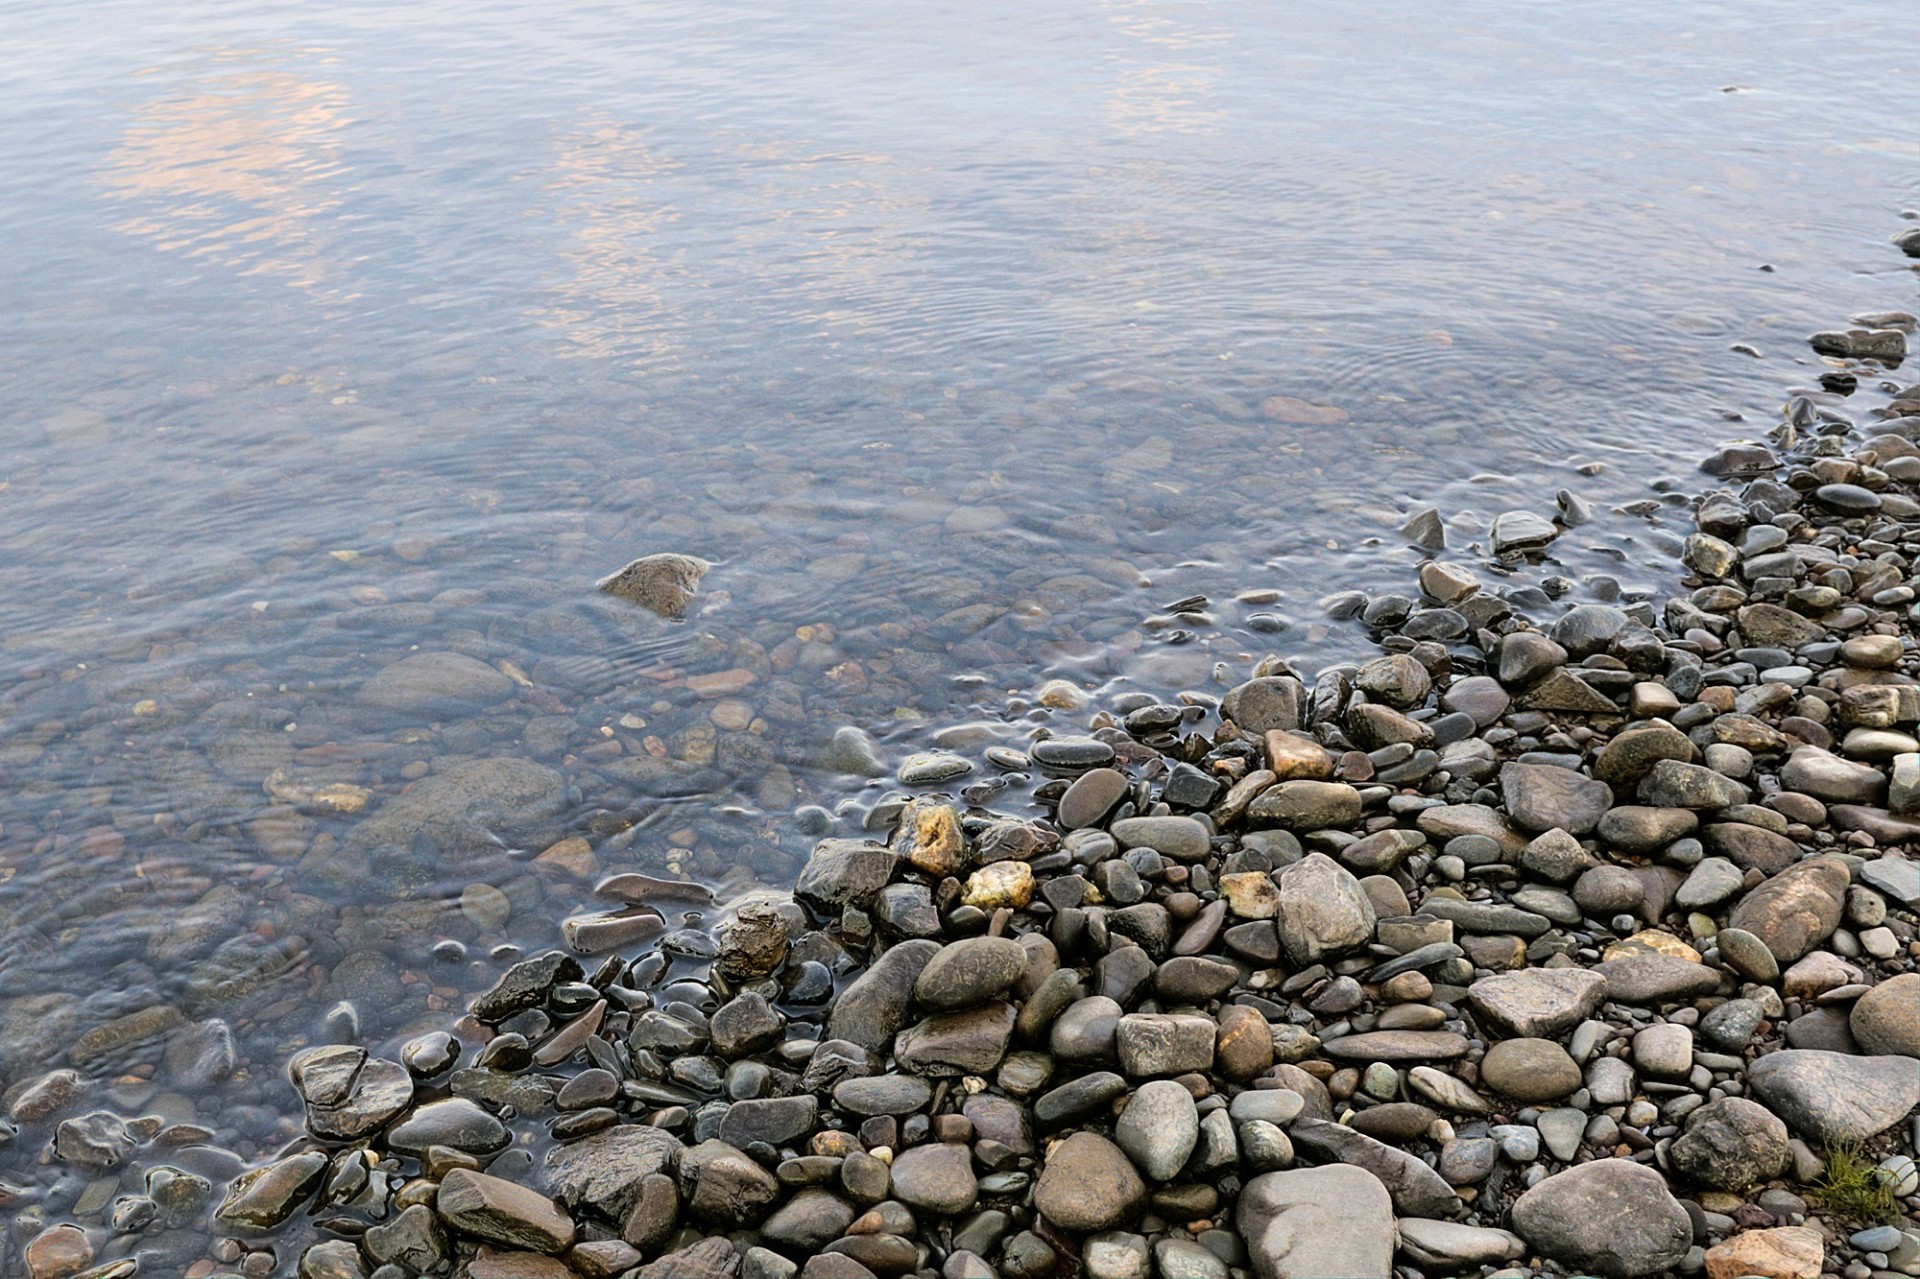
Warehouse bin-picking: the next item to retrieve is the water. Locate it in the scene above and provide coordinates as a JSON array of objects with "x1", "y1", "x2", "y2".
[{"x1": 0, "y1": 0, "x2": 1917, "y2": 1265}]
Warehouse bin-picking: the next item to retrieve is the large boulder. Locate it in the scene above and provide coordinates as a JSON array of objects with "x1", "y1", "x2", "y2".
[
  {"x1": 1724, "y1": 856, "x2": 1849, "y2": 965},
  {"x1": 1746, "y1": 1049, "x2": 1920, "y2": 1142}
]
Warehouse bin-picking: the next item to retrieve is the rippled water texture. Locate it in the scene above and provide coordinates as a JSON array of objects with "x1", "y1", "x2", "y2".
[{"x1": 1, "y1": 0, "x2": 1918, "y2": 1205}]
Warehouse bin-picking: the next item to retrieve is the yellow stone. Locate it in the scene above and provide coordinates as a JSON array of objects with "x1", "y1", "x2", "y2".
[
  {"x1": 1219, "y1": 871, "x2": 1281, "y2": 919},
  {"x1": 534, "y1": 837, "x2": 599, "y2": 881},
  {"x1": 1036, "y1": 679, "x2": 1086, "y2": 710},
  {"x1": 1603, "y1": 930, "x2": 1701, "y2": 964},
  {"x1": 894, "y1": 799, "x2": 965, "y2": 878},
  {"x1": 1264, "y1": 730, "x2": 1334, "y2": 781},
  {"x1": 263, "y1": 769, "x2": 371, "y2": 815},
  {"x1": 1703, "y1": 1226, "x2": 1823, "y2": 1279},
  {"x1": 962, "y1": 861, "x2": 1034, "y2": 909}
]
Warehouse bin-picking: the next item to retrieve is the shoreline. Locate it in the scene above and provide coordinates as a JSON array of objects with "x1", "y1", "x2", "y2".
[{"x1": 13, "y1": 270, "x2": 1920, "y2": 1279}]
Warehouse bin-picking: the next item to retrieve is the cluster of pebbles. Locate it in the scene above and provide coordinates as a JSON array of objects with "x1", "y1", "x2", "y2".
[{"x1": 19, "y1": 342, "x2": 1920, "y2": 1279}]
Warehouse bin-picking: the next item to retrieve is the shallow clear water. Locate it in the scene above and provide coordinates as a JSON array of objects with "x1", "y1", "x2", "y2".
[{"x1": 1, "y1": 0, "x2": 1918, "y2": 1261}]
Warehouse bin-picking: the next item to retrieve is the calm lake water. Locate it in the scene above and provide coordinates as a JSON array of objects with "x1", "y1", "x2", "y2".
[{"x1": 1, "y1": 0, "x2": 1917, "y2": 1265}]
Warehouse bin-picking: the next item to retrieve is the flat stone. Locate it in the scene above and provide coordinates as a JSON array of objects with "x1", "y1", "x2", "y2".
[
  {"x1": 1480, "y1": 1038, "x2": 1581, "y2": 1102},
  {"x1": 1593, "y1": 954, "x2": 1720, "y2": 1003},
  {"x1": 542, "y1": 1124, "x2": 684, "y2": 1221},
  {"x1": 1501, "y1": 762, "x2": 1613, "y2": 835},
  {"x1": 1636, "y1": 760, "x2": 1747, "y2": 810},
  {"x1": 214, "y1": 1151, "x2": 329, "y2": 1231},
  {"x1": 1397, "y1": 1219, "x2": 1525, "y2": 1269},
  {"x1": 1110, "y1": 816, "x2": 1210, "y2": 861},
  {"x1": 1116, "y1": 1013, "x2": 1215, "y2": 1077},
  {"x1": 436, "y1": 1168, "x2": 575, "y2": 1253},
  {"x1": 1321, "y1": 1031, "x2": 1470, "y2": 1063},
  {"x1": 1058, "y1": 769, "x2": 1128, "y2": 829},
  {"x1": 1702, "y1": 1226, "x2": 1823, "y2": 1279},
  {"x1": 913, "y1": 937, "x2": 1027, "y2": 1011},
  {"x1": 1115, "y1": 1079, "x2": 1200, "y2": 1181},
  {"x1": 1468, "y1": 968, "x2": 1607, "y2": 1038},
  {"x1": 895, "y1": 1001, "x2": 1017, "y2": 1076},
  {"x1": 357, "y1": 651, "x2": 515, "y2": 714},
  {"x1": 827, "y1": 940, "x2": 939, "y2": 1051},
  {"x1": 1237, "y1": 1166, "x2": 1393, "y2": 1279},
  {"x1": 1746, "y1": 1049, "x2": 1920, "y2": 1142},
  {"x1": 1288, "y1": 1117, "x2": 1458, "y2": 1218}
]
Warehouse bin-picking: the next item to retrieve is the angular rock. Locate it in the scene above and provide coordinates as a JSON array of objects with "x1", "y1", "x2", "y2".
[
  {"x1": 1508, "y1": 1160, "x2": 1691, "y2": 1278},
  {"x1": 1237, "y1": 1166, "x2": 1393, "y2": 1279}
]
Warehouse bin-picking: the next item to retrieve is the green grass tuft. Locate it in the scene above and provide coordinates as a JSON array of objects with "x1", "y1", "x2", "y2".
[{"x1": 1812, "y1": 1139, "x2": 1902, "y2": 1225}]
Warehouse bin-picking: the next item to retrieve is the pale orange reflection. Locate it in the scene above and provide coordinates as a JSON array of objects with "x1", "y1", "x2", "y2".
[{"x1": 101, "y1": 52, "x2": 354, "y2": 296}]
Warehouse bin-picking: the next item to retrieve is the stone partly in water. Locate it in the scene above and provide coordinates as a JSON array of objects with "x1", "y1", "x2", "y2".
[{"x1": 596, "y1": 552, "x2": 711, "y2": 618}]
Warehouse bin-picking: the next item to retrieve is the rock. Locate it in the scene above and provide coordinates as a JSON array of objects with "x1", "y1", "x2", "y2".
[
  {"x1": 711, "y1": 991, "x2": 785, "y2": 1058},
  {"x1": 1320, "y1": 1030, "x2": 1469, "y2": 1063},
  {"x1": 357, "y1": 651, "x2": 514, "y2": 714},
  {"x1": 1702, "y1": 1226, "x2": 1823, "y2": 1279},
  {"x1": 893, "y1": 798, "x2": 966, "y2": 876},
  {"x1": 1780, "y1": 746, "x2": 1885, "y2": 804},
  {"x1": 1509, "y1": 1160, "x2": 1692, "y2": 1278},
  {"x1": 1519, "y1": 828, "x2": 1590, "y2": 882},
  {"x1": 1852, "y1": 972, "x2": 1920, "y2": 1056},
  {"x1": 1275, "y1": 853, "x2": 1376, "y2": 965},
  {"x1": 825, "y1": 726, "x2": 889, "y2": 777},
  {"x1": 914, "y1": 937, "x2": 1027, "y2": 1011},
  {"x1": 1478, "y1": 1038, "x2": 1581, "y2": 1102},
  {"x1": 795, "y1": 840, "x2": 896, "y2": 915},
  {"x1": 289, "y1": 1047, "x2": 415, "y2": 1141},
  {"x1": 682, "y1": 1140, "x2": 781, "y2": 1225},
  {"x1": 1492, "y1": 510, "x2": 1559, "y2": 555},
  {"x1": 543, "y1": 1124, "x2": 684, "y2": 1221},
  {"x1": 1083, "y1": 1232, "x2": 1152, "y2": 1279},
  {"x1": 1593, "y1": 954, "x2": 1720, "y2": 1003},
  {"x1": 1737, "y1": 602, "x2": 1825, "y2": 648},
  {"x1": 894, "y1": 1001, "x2": 1017, "y2": 1075},
  {"x1": 889, "y1": 1142, "x2": 978, "y2": 1215},
  {"x1": 1746, "y1": 1049, "x2": 1920, "y2": 1142},
  {"x1": 1288, "y1": 1117, "x2": 1457, "y2": 1218},
  {"x1": 388, "y1": 1098, "x2": 509, "y2": 1157},
  {"x1": 1637, "y1": 760, "x2": 1747, "y2": 809},
  {"x1": 1598, "y1": 805, "x2": 1698, "y2": 854},
  {"x1": 1110, "y1": 815, "x2": 1211, "y2": 860},
  {"x1": 1724, "y1": 855, "x2": 1848, "y2": 964},
  {"x1": 215, "y1": 1151, "x2": 329, "y2": 1230},
  {"x1": 763, "y1": 1190, "x2": 857, "y2": 1251},
  {"x1": 1249, "y1": 780, "x2": 1363, "y2": 831},
  {"x1": 1397, "y1": 1219, "x2": 1526, "y2": 1269},
  {"x1": 1116, "y1": 1013, "x2": 1216, "y2": 1077},
  {"x1": 1675, "y1": 857, "x2": 1745, "y2": 909},
  {"x1": 1668, "y1": 1098, "x2": 1791, "y2": 1191},
  {"x1": 1501, "y1": 762, "x2": 1613, "y2": 834},
  {"x1": 597, "y1": 552, "x2": 710, "y2": 618},
  {"x1": 1058, "y1": 768, "x2": 1128, "y2": 829},
  {"x1": 1861, "y1": 855, "x2": 1920, "y2": 909},
  {"x1": 962, "y1": 861, "x2": 1035, "y2": 909},
  {"x1": 719, "y1": 1096, "x2": 819, "y2": 1149},
  {"x1": 827, "y1": 940, "x2": 939, "y2": 1051},
  {"x1": 1810, "y1": 329, "x2": 1907, "y2": 361},
  {"x1": 1115, "y1": 1080, "x2": 1200, "y2": 1181},
  {"x1": 1238, "y1": 1165, "x2": 1394, "y2": 1279},
  {"x1": 346, "y1": 758, "x2": 567, "y2": 864},
  {"x1": 1221, "y1": 677, "x2": 1307, "y2": 734},
  {"x1": 436, "y1": 1168, "x2": 576, "y2": 1253},
  {"x1": 1034, "y1": 1133, "x2": 1147, "y2": 1231}
]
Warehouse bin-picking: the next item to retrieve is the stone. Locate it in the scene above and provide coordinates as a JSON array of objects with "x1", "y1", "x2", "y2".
[
  {"x1": 1034, "y1": 1133, "x2": 1147, "y2": 1231},
  {"x1": 1221, "y1": 677, "x2": 1307, "y2": 734},
  {"x1": 895, "y1": 1000, "x2": 1017, "y2": 1075},
  {"x1": 711, "y1": 992, "x2": 786, "y2": 1058},
  {"x1": 1248, "y1": 780, "x2": 1363, "y2": 831},
  {"x1": 1702, "y1": 1226, "x2": 1823, "y2": 1279},
  {"x1": 1275, "y1": 853, "x2": 1376, "y2": 965},
  {"x1": 833, "y1": 1074, "x2": 932, "y2": 1116},
  {"x1": 1467, "y1": 968, "x2": 1607, "y2": 1038},
  {"x1": 1724, "y1": 855, "x2": 1848, "y2": 964},
  {"x1": 1115, "y1": 1080, "x2": 1199, "y2": 1181},
  {"x1": 1288, "y1": 1117, "x2": 1457, "y2": 1218},
  {"x1": 1598, "y1": 805, "x2": 1698, "y2": 854},
  {"x1": 1110, "y1": 815, "x2": 1211, "y2": 861},
  {"x1": 1850, "y1": 971, "x2": 1920, "y2": 1056},
  {"x1": 914, "y1": 937, "x2": 1027, "y2": 1011},
  {"x1": 1519, "y1": 827, "x2": 1589, "y2": 882},
  {"x1": 1237, "y1": 1165, "x2": 1394, "y2": 1279},
  {"x1": 598, "y1": 552, "x2": 709, "y2": 617},
  {"x1": 1116, "y1": 1013, "x2": 1215, "y2": 1077},
  {"x1": 1593, "y1": 953, "x2": 1720, "y2": 1003},
  {"x1": 436, "y1": 1168, "x2": 575, "y2": 1253},
  {"x1": 893, "y1": 798, "x2": 966, "y2": 876},
  {"x1": 962, "y1": 860, "x2": 1035, "y2": 909},
  {"x1": 719, "y1": 1096, "x2": 819, "y2": 1148},
  {"x1": 1780, "y1": 746, "x2": 1885, "y2": 804},
  {"x1": 1637, "y1": 760, "x2": 1747, "y2": 810},
  {"x1": 1509, "y1": 1160, "x2": 1692, "y2": 1278},
  {"x1": 357, "y1": 651, "x2": 514, "y2": 714},
  {"x1": 346, "y1": 758, "x2": 567, "y2": 865},
  {"x1": 1397, "y1": 1219, "x2": 1525, "y2": 1269},
  {"x1": 215, "y1": 1151, "x2": 329, "y2": 1230},
  {"x1": 1083, "y1": 1233, "x2": 1152, "y2": 1279},
  {"x1": 1479, "y1": 1038, "x2": 1581, "y2": 1102},
  {"x1": 827, "y1": 940, "x2": 939, "y2": 1051},
  {"x1": 763, "y1": 1190, "x2": 858, "y2": 1252},
  {"x1": 543, "y1": 1124, "x2": 684, "y2": 1221},
  {"x1": 388, "y1": 1098, "x2": 509, "y2": 1158},
  {"x1": 795, "y1": 840, "x2": 896, "y2": 915},
  {"x1": 889, "y1": 1142, "x2": 978, "y2": 1215},
  {"x1": 1746, "y1": 1049, "x2": 1920, "y2": 1142},
  {"x1": 1501, "y1": 762, "x2": 1613, "y2": 834},
  {"x1": 1675, "y1": 857, "x2": 1745, "y2": 909},
  {"x1": 1058, "y1": 768, "x2": 1128, "y2": 829},
  {"x1": 1668, "y1": 1098, "x2": 1791, "y2": 1192},
  {"x1": 1492, "y1": 509, "x2": 1559, "y2": 555},
  {"x1": 682, "y1": 1140, "x2": 781, "y2": 1225}
]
